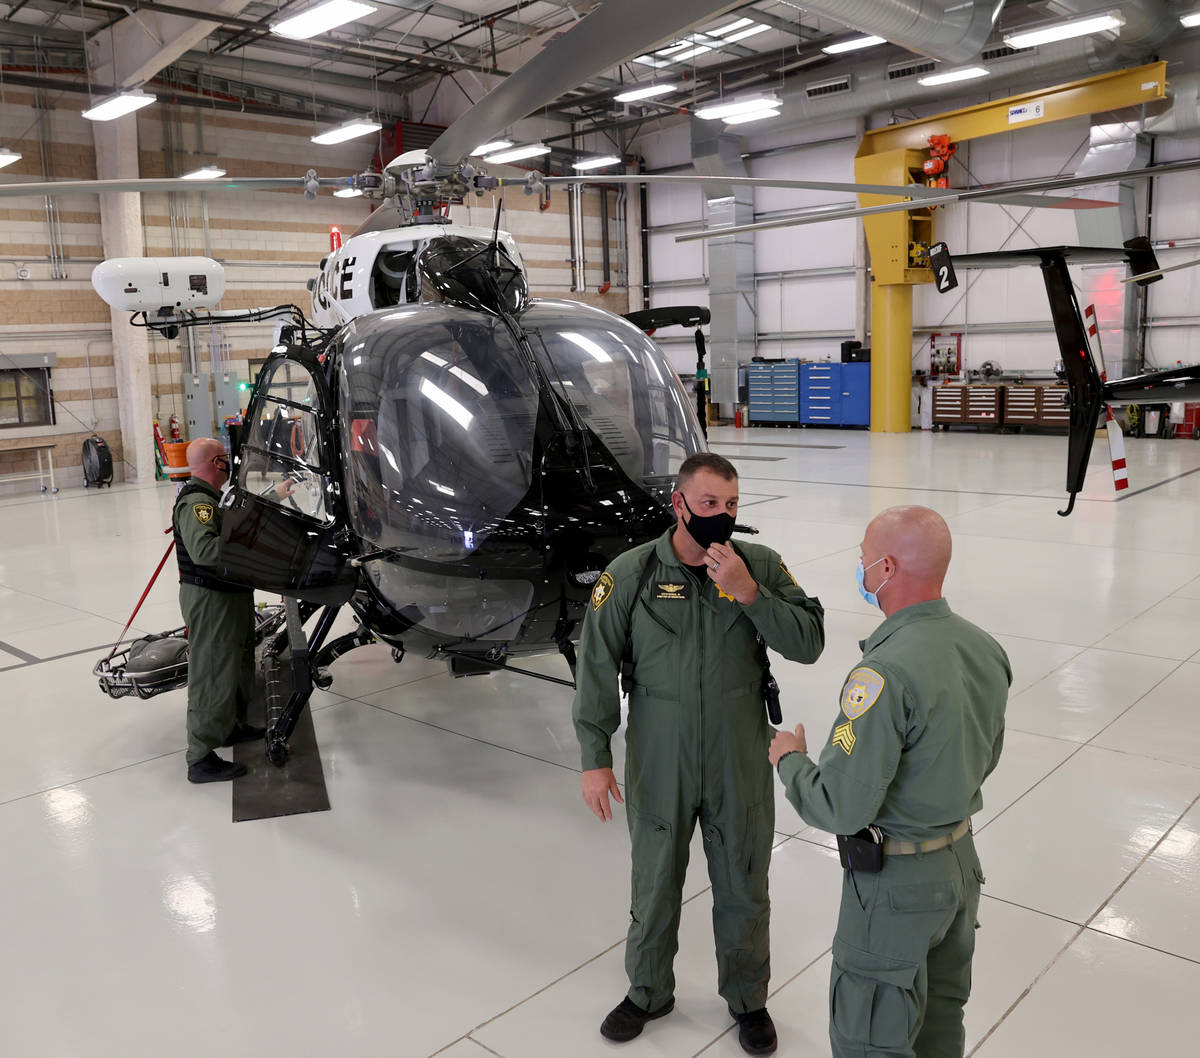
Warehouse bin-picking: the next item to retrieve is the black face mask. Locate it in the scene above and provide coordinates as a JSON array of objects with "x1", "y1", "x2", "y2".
[{"x1": 681, "y1": 494, "x2": 735, "y2": 549}]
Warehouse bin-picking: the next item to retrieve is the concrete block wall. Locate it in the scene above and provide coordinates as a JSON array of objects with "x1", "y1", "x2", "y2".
[{"x1": 0, "y1": 94, "x2": 628, "y2": 491}]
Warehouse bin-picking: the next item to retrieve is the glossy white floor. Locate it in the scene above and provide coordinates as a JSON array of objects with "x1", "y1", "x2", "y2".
[{"x1": 1, "y1": 425, "x2": 1198, "y2": 1058}]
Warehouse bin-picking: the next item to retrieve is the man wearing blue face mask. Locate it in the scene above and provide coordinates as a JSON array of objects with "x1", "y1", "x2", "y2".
[
  {"x1": 769, "y1": 505, "x2": 1010, "y2": 1058},
  {"x1": 574, "y1": 452, "x2": 825, "y2": 1055}
]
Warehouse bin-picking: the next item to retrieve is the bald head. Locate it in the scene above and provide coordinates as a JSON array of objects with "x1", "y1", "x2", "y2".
[
  {"x1": 860, "y1": 506, "x2": 951, "y2": 614},
  {"x1": 186, "y1": 437, "x2": 229, "y2": 488}
]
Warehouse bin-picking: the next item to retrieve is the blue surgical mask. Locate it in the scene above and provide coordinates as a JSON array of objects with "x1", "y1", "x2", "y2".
[{"x1": 856, "y1": 556, "x2": 890, "y2": 608}]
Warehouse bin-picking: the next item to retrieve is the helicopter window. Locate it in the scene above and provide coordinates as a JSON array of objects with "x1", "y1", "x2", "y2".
[
  {"x1": 521, "y1": 304, "x2": 703, "y2": 485},
  {"x1": 237, "y1": 358, "x2": 330, "y2": 522},
  {"x1": 336, "y1": 306, "x2": 539, "y2": 560},
  {"x1": 369, "y1": 248, "x2": 419, "y2": 309}
]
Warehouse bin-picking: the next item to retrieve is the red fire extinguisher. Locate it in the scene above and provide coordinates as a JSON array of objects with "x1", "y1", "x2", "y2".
[
  {"x1": 168, "y1": 414, "x2": 181, "y2": 441},
  {"x1": 330, "y1": 226, "x2": 342, "y2": 253}
]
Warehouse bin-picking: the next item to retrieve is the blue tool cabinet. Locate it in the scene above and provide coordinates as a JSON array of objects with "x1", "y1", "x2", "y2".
[
  {"x1": 800, "y1": 362, "x2": 870, "y2": 426},
  {"x1": 747, "y1": 361, "x2": 801, "y2": 423}
]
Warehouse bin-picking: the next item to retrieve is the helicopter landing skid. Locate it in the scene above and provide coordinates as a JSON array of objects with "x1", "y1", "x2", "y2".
[{"x1": 437, "y1": 645, "x2": 577, "y2": 689}]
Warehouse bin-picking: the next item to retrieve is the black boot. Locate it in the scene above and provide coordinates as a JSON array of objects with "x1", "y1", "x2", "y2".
[
  {"x1": 221, "y1": 722, "x2": 266, "y2": 747},
  {"x1": 187, "y1": 751, "x2": 248, "y2": 783},
  {"x1": 600, "y1": 996, "x2": 674, "y2": 1042},
  {"x1": 730, "y1": 1007, "x2": 777, "y2": 1056}
]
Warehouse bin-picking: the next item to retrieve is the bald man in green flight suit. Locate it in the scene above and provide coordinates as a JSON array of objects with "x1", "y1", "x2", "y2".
[
  {"x1": 173, "y1": 437, "x2": 274, "y2": 783},
  {"x1": 769, "y1": 506, "x2": 1010, "y2": 1058},
  {"x1": 573, "y1": 452, "x2": 825, "y2": 1056}
]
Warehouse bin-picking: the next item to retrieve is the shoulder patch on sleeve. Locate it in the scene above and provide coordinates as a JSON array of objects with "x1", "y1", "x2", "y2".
[
  {"x1": 779, "y1": 561, "x2": 797, "y2": 586},
  {"x1": 193, "y1": 502, "x2": 215, "y2": 525},
  {"x1": 591, "y1": 571, "x2": 615, "y2": 612},
  {"x1": 841, "y1": 667, "x2": 885, "y2": 720}
]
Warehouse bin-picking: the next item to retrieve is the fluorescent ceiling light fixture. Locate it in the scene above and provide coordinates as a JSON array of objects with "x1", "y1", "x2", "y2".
[
  {"x1": 311, "y1": 117, "x2": 381, "y2": 145},
  {"x1": 711, "y1": 17, "x2": 754, "y2": 36},
  {"x1": 82, "y1": 89, "x2": 156, "y2": 122},
  {"x1": 695, "y1": 93, "x2": 781, "y2": 121},
  {"x1": 420, "y1": 351, "x2": 448, "y2": 368},
  {"x1": 572, "y1": 155, "x2": 621, "y2": 171},
  {"x1": 181, "y1": 166, "x2": 226, "y2": 180},
  {"x1": 632, "y1": 54, "x2": 673, "y2": 68},
  {"x1": 483, "y1": 142, "x2": 550, "y2": 164},
  {"x1": 470, "y1": 139, "x2": 512, "y2": 156},
  {"x1": 1180, "y1": 11, "x2": 1200, "y2": 28},
  {"x1": 722, "y1": 23, "x2": 770, "y2": 44},
  {"x1": 917, "y1": 66, "x2": 990, "y2": 87},
  {"x1": 420, "y1": 379, "x2": 473, "y2": 429},
  {"x1": 0, "y1": 147, "x2": 22, "y2": 169},
  {"x1": 665, "y1": 44, "x2": 712, "y2": 63},
  {"x1": 334, "y1": 187, "x2": 363, "y2": 197},
  {"x1": 822, "y1": 34, "x2": 886, "y2": 54},
  {"x1": 657, "y1": 39, "x2": 695, "y2": 56},
  {"x1": 272, "y1": 0, "x2": 376, "y2": 40},
  {"x1": 723, "y1": 109, "x2": 780, "y2": 126},
  {"x1": 613, "y1": 83, "x2": 677, "y2": 103},
  {"x1": 1003, "y1": 11, "x2": 1124, "y2": 49}
]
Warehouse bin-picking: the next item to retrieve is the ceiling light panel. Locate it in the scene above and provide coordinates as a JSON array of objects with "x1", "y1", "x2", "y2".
[
  {"x1": 81, "y1": 90, "x2": 156, "y2": 122},
  {"x1": 1183, "y1": 12, "x2": 1200, "y2": 28},
  {"x1": 917, "y1": 66, "x2": 990, "y2": 87},
  {"x1": 470, "y1": 140, "x2": 512, "y2": 155},
  {"x1": 721, "y1": 24, "x2": 770, "y2": 44},
  {"x1": 483, "y1": 143, "x2": 550, "y2": 164},
  {"x1": 613, "y1": 83, "x2": 677, "y2": 103},
  {"x1": 722, "y1": 109, "x2": 780, "y2": 126},
  {"x1": 710, "y1": 17, "x2": 754, "y2": 36},
  {"x1": 311, "y1": 118, "x2": 382, "y2": 145},
  {"x1": 272, "y1": 0, "x2": 377, "y2": 40},
  {"x1": 181, "y1": 166, "x2": 226, "y2": 180},
  {"x1": 0, "y1": 147, "x2": 23, "y2": 169},
  {"x1": 572, "y1": 156, "x2": 621, "y2": 171},
  {"x1": 695, "y1": 94, "x2": 781, "y2": 121},
  {"x1": 1002, "y1": 11, "x2": 1124, "y2": 49},
  {"x1": 822, "y1": 34, "x2": 887, "y2": 54}
]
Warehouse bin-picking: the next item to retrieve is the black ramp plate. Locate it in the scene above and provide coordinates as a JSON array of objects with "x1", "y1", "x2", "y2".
[{"x1": 231, "y1": 654, "x2": 331, "y2": 822}]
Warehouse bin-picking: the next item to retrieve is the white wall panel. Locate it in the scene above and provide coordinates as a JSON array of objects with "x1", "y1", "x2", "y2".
[
  {"x1": 755, "y1": 218, "x2": 856, "y2": 272},
  {"x1": 648, "y1": 230, "x2": 705, "y2": 283},
  {"x1": 756, "y1": 276, "x2": 855, "y2": 334}
]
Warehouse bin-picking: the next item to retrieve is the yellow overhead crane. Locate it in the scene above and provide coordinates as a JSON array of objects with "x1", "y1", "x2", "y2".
[{"x1": 854, "y1": 61, "x2": 1168, "y2": 432}]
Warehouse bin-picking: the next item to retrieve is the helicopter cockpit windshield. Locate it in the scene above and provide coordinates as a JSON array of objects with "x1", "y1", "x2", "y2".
[
  {"x1": 338, "y1": 304, "x2": 538, "y2": 562},
  {"x1": 521, "y1": 300, "x2": 699, "y2": 486}
]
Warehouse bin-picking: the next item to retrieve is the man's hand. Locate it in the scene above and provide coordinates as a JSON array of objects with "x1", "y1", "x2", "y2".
[
  {"x1": 581, "y1": 767, "x2": 624, "y2": 822},
  {"x1": 273, "y1": 476, "x2": 297, "y2": 500},
  {"x1": 769, "y1": 723, "x2": 807, "y2": 767},
  {"x1": 704, "y1": 542, "x2": 758, "y2": 605}
]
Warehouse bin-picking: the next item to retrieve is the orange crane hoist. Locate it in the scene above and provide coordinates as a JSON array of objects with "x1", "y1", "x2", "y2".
[{"x1": 923, "y1": 135, "x2": 957, "y2": 190}]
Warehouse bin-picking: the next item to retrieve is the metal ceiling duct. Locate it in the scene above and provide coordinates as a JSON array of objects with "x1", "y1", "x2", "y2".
[
  {"x1": 772, "y1": 37, "x2": 1099, "y2": 129},
  {"x1": 1043, "y1": 0, "x2": 1179, "y2": 57},
  {"x1": 794, "y1": 0, "x2": 1004, "y2": 65}
]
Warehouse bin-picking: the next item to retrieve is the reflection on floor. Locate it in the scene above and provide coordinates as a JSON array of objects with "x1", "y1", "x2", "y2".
[{"x1": 1, "y1": 426, "x2": 1198, "y2": 1057}]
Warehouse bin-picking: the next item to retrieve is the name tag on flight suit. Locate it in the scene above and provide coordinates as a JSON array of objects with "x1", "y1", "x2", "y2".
[{"x1": 653, "y1": 581, "x2": 690, "y2": 601}]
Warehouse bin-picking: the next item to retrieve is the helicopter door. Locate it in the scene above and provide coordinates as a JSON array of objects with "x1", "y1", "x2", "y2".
[{"x1": 218, "y1": 354, "x2": 356, "y2": 605}]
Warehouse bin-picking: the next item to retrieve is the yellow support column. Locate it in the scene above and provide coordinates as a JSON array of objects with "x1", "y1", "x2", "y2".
[{"x1": 871, "y1": 284, "x2": 913, "y2": 432}]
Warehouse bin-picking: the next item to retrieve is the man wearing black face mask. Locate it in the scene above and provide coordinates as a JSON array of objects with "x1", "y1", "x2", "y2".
[{"x1": 573, "y1": 452, "x2": 825, "y2": 1055}]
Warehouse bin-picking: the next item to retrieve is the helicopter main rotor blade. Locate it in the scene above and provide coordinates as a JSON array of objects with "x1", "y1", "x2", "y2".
[
  {"x1": 545, "y1": 172, "x2": 1118, "y2": 211},
  {"x1": 0, "y1": 175, "x2": 351, "y2": 199},
  {"x1": 671, "y1": 157, "x2": 1200, "y2": 242},
  {"x1": 425, "y1": 0, "x2": 743, "y2": 174},
  {"x1": 1121, "y1": 256, "x2": 1200, "y2": 283}
]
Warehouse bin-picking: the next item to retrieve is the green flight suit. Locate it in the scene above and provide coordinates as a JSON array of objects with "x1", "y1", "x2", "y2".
[
  {"x1": 777, "y1": 598, "x2": 1010, "y2": 1058},
  {"x1": 173, "y1": 480, "x2": 255, "y2": 766},
  {"x1": 574, "y1": 528, "x2": 825, "y2": 1014}
]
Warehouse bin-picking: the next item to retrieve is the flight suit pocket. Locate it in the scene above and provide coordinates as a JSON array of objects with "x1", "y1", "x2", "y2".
[
  {"x1": 830, "y1": 939, "x2": 920, "y2": 1051},
  {"x1": 627, "y1": 804, "x2": 675, "y2": 924}
]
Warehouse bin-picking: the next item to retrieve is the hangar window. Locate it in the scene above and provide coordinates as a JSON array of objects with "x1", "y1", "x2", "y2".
[{"x1": 0, "y1": 368, "x2": 53, "y2": 429}]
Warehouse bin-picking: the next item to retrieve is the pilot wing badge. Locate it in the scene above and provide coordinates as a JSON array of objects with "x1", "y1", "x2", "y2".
[
  {"x1": 841, "y1": 667, "x2": 885, "y2": 720},
  {"x1": 654, "y1": 581, "x2": 689, "y2": 601}
]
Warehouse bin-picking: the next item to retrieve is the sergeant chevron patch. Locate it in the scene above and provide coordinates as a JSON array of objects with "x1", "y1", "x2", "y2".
[{"x1": 832, "y1": 721, "x2": 856, "y2": 756}]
